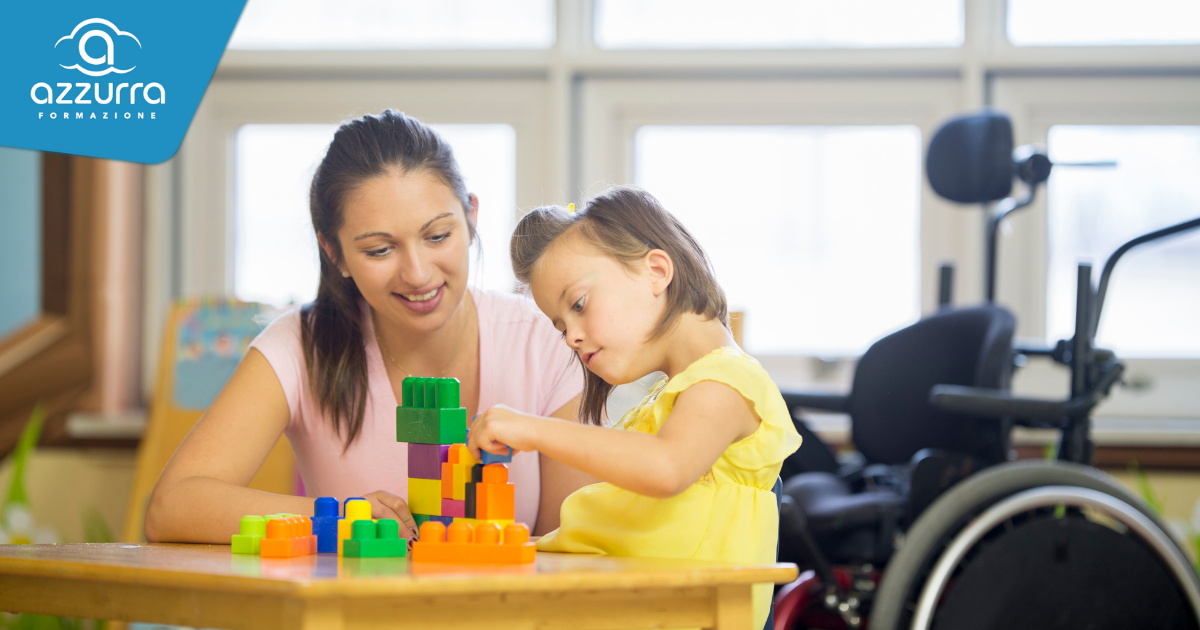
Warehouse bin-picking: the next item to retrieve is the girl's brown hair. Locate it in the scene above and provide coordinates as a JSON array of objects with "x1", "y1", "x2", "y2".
[
  {"x1": 303, "y1": 110, "x2": 476, "y2": 449},
  {"x1": 510, "y1": 186, "x2": 728, "y2": 425}
]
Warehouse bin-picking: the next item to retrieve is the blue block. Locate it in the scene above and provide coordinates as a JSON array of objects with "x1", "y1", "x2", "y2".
[
  {"x1": 313, "y1": 496, "x2": 340, "y2": 553},
  {"x1": 429, "y1": 515, "x2": 454, "y2": 526},
  {"x1": 481, "y1": 447, "x2": 513, "y2": 465},
  {"x1": 313, "y1": 515, "x2": 338, "y2": 552}
]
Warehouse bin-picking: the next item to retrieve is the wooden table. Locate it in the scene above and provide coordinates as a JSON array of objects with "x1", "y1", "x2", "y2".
[{"x1": 0, "y1": 544, "x2": 797, "y2": 630}]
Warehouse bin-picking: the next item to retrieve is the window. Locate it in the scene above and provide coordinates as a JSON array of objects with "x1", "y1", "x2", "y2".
[
  {"x1": 634, "y1": 125, "x2": 922, "y2": 356},
  {"x1": 1046, "y1": 125, "x2": 1200, "y2": 357},
  {"x1": 228, "y1": 0, "x2": 555, "y2": 49},
  {"x1": 595, "y1": 0, "x2": 963, "y2": 49},
  {"x1": 0, "y1": 147, "x2": 41, "y2": 338},
  {"x1": 1008, "y1": 0, "x2": 1200, "y2": 47},
  {"x1": 234, "y1": 123, "x2": 517, "y2": 308}
]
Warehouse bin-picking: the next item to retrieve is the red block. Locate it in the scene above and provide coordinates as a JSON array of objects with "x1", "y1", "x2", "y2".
[{"x1": 441, "y1": 498, "x2": 465, "y2": 518}]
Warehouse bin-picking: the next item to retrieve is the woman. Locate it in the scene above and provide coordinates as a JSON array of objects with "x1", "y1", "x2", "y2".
[{"x1": 145, "y1": 110, "x2": 592, "y2": 542}]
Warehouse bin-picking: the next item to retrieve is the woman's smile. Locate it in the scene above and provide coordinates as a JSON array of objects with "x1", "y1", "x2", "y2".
[{"x1": 394, "y1": 282, "x2": 445, "y2": 313}]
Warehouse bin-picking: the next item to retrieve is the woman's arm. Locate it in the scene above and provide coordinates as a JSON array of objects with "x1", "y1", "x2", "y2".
[
  {"x1": 144, "y1": 349, "x2": 417, "y2": 543},
  {"x1": 470, "y1": 381, "x2": 760, "y2": 499},
  {"x1": 533, "y1": 396, "x2": 598, "y2": 535}
]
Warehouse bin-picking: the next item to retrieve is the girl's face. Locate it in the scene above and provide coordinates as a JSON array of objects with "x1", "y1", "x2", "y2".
[
  {"x1": 323, "y1": 168, "x2": 477, "y2": 335},
  {"x1": 530, "y1": 231, "x2": 672, "y2": 385}
]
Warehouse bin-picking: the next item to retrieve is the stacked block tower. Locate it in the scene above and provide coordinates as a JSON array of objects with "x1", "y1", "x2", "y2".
[{"x1": 398, "y1": 376, "x2": 531, "y2": 563}]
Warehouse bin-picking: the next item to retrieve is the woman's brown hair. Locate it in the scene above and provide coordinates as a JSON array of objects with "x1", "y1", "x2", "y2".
[
  {"x1": 303, "y1": 110, "x2": 475, "y2": 449},
  {"x1": 510, "y1": 186, "x2": 728, "y2": 426}
]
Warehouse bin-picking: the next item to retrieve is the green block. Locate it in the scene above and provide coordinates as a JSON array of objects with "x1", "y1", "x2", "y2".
[
  {"x1": 231, "y1": 515, "x2": 266, "y2": 554},
  {"x1": 344, "y1": 519, "x2": 407, "y2": 558},
  {"x1": 396, "y1": 406, "x2": 467, "y2": 444},
  {"x1": 401, "y1": 376, "x2": 460, "y2": 409},
  {"x1": 231, "y1": 534, "x2": 261, "y2": 554}
]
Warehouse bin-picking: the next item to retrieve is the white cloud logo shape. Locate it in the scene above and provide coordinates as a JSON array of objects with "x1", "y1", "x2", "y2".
[{"x1": 55, "y1": 18, "x2": 141, "y2": 77}]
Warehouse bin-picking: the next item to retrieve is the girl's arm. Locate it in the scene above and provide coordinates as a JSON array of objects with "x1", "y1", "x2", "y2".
[
  {"x1": 144, "y1": 349, "x2": 418, "y2": 543},
  {"x1": 469, "y1": 381, "x2": 759, "y2": 499},
  {"x1": 534, "y1": 396, "x2": 599, "y2": 534}
]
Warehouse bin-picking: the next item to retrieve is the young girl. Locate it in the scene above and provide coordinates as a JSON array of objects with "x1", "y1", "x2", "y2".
[{"x1": 468, "y1": 186, "x2": 801, "y2": 628}]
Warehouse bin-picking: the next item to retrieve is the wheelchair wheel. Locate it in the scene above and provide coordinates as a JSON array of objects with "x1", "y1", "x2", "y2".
[{"x1": 871, "y1": 460, "x2": 1200, "y2": 630}]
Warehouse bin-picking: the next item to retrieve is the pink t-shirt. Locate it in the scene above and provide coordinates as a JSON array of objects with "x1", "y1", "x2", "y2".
[{"x1": 250, "y1": 288, "x2": 583, "y2": 530}]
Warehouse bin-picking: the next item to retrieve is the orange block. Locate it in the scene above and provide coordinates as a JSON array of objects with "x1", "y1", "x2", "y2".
[
  {"x1": 411, "y1": 521, "x2": 535, "y2": 564},
  {"x1": 482, "y1": 463, "x2": 508, "y2": 484},
  {"x1": 260, "y1": 516, "x2": 316, "y2": 558},
  {"x1": 441, "y1": 462, "x2": 454, "y2": 499},
  {"x1": 476, "y1": 482, "x2": 515, "y2": 521},
  {"x1": 441, "y1": 462, "x2": 470, "y2": 500},
  {"x1": 448, "y1": 443, "x2": 476, "y2": 465}
]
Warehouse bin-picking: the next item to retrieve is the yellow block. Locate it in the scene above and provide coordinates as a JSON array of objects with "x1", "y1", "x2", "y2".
[
  {"x1": 409, "y1": 478, "x2": 442, "y2": 516},
  {"x1": 337, "y1": 500, "x2": 373, "y2": 555},
  {"x1": 451, "y1": 462, "x2": 471, "y2": 501}
]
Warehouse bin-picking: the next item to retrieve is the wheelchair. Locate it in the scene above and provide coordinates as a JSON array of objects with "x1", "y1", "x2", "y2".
[{"x1": 772, "y1": 109, "x2": 1200, "y2": 630}]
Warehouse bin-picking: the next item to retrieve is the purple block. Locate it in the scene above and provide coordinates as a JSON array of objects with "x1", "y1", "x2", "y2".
[
  {"x1": 408, "y1": 442, "x2": 442, "y2": 479},
  {"x1": 439, "y1": 444, "x2": 451, "y2": 463}
]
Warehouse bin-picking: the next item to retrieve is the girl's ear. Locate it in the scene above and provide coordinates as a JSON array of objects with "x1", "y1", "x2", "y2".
[
  {"x1": 317, "y1": 232, "x2": 348, "y2": 276},
  {"x1": 644, "y1": 249, "x2": 674, "y2": 298}
]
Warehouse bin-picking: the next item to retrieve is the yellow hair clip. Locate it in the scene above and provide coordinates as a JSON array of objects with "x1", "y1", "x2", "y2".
[{"x1": 568, "y1": 203, "x2": 576, "y2": 213}]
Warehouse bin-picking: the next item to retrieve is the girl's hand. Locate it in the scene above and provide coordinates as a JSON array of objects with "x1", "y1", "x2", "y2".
[
  {"x1": 362, "y1": 490, "x2": 420, "y2": 540},
  {"x1": 468, "y1": 404, "x2": 538, "y2": 461}
]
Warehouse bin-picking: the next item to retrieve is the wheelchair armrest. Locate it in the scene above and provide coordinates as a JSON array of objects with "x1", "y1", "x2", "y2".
[
  {"x1": 929, "y1": 361, "x2": 1122, "y2": 420},
  {"x1": 929, "y1": 385, "x2": 1070, "y2": 419},
  {"x1": 780, "y1": 390, "x2": 851, "y2": 414}
]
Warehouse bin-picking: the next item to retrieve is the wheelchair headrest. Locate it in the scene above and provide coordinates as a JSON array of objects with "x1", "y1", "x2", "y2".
[{"x1": 927, "y1": 110, "x2": 1015, "y2": 204}]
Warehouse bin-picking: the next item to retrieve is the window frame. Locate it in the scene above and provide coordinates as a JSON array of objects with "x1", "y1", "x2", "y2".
[
  {"x1": 991, "y1": 75, "x2": 1200, "y2": 422},
  {"x1": 146, "y1": 0, "x2": 1200, "y2": 449}
]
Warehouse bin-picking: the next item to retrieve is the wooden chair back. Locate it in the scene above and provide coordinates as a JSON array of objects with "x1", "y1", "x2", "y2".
[{"x1": 121, "y1": 298, "x2": 294, "y2": 542}]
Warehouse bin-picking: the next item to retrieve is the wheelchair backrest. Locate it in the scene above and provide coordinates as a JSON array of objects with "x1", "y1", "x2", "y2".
[{"x1": 849, "y1": 305, "x2": 1015, "y2": 465}]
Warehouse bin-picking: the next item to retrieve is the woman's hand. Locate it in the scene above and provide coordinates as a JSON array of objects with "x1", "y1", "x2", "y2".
[
  {"x1": 363, "y1": 490, "x2": 420, "y2": 539},
  {"x1": 468, "y1": 404, "x2": 540, "y2": 461}
]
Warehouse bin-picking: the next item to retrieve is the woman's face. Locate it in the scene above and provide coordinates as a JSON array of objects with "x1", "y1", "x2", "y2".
[{"x1": 326, "y1": 168, "x2": 476, "y2": 335}]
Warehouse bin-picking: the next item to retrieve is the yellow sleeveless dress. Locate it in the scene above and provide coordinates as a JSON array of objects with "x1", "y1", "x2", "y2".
[{"x1": 537, "y1": 347, "x2": 802, "y2": 629}]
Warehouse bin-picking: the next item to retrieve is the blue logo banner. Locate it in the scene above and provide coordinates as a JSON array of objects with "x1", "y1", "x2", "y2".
[{"x1": 0, "y1": 1, "x2": 247, "y2": 164}]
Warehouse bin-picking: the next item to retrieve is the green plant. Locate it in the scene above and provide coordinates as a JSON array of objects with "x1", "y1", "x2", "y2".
[{"x1": 1127, "y1": 459, "x2": 1165, "y2": 515}]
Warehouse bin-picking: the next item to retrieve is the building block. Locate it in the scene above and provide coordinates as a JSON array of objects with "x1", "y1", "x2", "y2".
[
  {"x1": 396, "y1": 377, "x2": 467, "y2": 445},
  {"x1": 439, "y1": 444, "x2": 451, "y2": 463},
  {"x1": 339, "y1": 499, "x2": 373, "y2": 554},
  {"x1": 452, "y1": 517, "x2": 513, "y2": 529},
  {"x1": 441, "y1": 461, "x2": 470, "y2": 500},
  {"x1": 231, "y1": 515, "x2": 265, "y2": 554},
  {"x1": 396, "y1": 407, "x2": 468, "y2": 445},
  {"x1": 344, "y1": 519, "x2": 407, "y2": 558},
  {"x1": 441, "y1": 498, "x2": 465, "y2": 518},
  {"x1": 464, "y1": 482, "x2": 477, "y2": 518},
  {"x1": 476, "y1": 481, "x2": 515, "y2": 521},
  {"x1": 312, "y1": 497, "x2": 339, "y2": 553},
  {"x1": 408, "y1": 442, "x2": 442, "y2": 479},
  {"x1": 449, "y1": 443, "x2": 476, "y2": 465},
  {"x1": 483, "y1": 463, "x2": 508, "y2": 484},
  {"x1": 409, "y1": 478, "x2": 442, "y2": 516},
  {"x1": 414, "y1": 514, "x2": 454, "y2": 527},
  {"x1": 481, "y1": 446, "x2": 513, "y2": 465},
  {"x1": 471, "y1": 463, "x2": 484, "y2": 483},
  {"x1": 411, "y1": 520, "x2": 535, "y2": 564},
  {"x1": 261, "y1": 516, "x2": 316, "y2": 558}
]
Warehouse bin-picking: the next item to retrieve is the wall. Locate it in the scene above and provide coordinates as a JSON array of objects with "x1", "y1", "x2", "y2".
[{"x1": 0, "y1": 449, "x2": 135, "y2": 543}]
